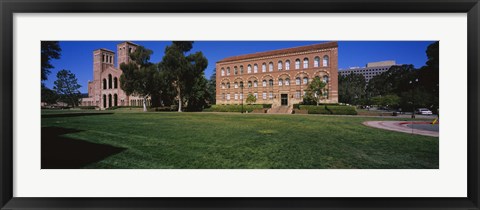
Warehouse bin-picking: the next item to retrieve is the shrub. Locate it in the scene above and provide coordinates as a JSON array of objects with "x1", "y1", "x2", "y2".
[
  {"x1": 204, "y1": 104, "x2": 265, "y2": 112},
  {"x1": 78, "y1": 106, "x2": 97, "y2": 110},
  {"x1": 299, "y1": 105, "x2": 357, "y2": 115}
]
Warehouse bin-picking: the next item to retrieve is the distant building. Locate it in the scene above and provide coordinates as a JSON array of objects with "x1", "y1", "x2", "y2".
[
  {"x1": 215, "y1": 42, "x2": 339, "y2": 107},
  {"x1": 339, "y1": 60, "x2": 397, "y2": 82}
]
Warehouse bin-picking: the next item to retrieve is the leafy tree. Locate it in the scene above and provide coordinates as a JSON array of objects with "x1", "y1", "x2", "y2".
[
  {"x1": 207, "y1": 70, "x2": 216, "y2": 105},
  {"x1": 41, "y1": 84, "x2": 59, "y2": 105},
  {"x1": 304, "y1": 77, "x2": 327, "y2": 106},
  {"x1": 158, "y1": 41, "x2": 208, "y2": 112},
  {"x1": 338, "y1": 73, "x2": 366, "y2": 105},
  {"x1": 371, "y1": 94, "x2": 400, "y2": 108},
  {"x1": 41, "y1": 41, "x2": 61, "y2": 81},
  {"x1": 246, "y1": 93, "x2": 256, "y2": 105},
  {"x1": 119, "y1": 46, "x2": 159, "y2": 112},
  {"x1": 53, "y1": 69, "x2": 82, "y2": 107}
]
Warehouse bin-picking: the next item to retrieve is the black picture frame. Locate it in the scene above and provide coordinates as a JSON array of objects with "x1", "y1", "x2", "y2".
[{"x1": 1, "y1": 0, "x2": 479, "y2": 209}]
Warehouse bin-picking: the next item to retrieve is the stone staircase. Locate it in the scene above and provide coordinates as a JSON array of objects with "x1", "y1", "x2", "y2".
[{"x1": 267, "y1": 105, "x2": 293, "y2": 114}]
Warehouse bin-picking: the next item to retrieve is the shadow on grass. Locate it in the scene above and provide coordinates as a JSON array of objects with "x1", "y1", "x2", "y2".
[
  {"x1": 42, "y1": 112, "x2": 114, "y2": 118},
  {"x1": 41, "y1": 126, "x2": 126, "y2": 169}
]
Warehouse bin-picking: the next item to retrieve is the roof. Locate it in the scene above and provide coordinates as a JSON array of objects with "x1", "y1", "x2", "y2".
[
  {"x1": 119, "y1": 41, "x2": 139, "y2": 46},
  {"x1": 95, "y1": 48, "x2": 115, "y2": 53},
  {"x1": 217, "y1": 41, "x2": 338, "y2": 63}
]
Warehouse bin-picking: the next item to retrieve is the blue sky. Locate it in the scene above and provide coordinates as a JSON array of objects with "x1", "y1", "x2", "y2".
[{"x1": 45, "y1": 41, "x2": 435, "y2": 93}]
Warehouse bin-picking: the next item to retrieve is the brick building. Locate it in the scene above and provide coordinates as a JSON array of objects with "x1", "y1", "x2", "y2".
[
  {"x1": 81, "y1": 41, "x2": 150, "y2": 109},
  {"x1": 215, "y1": 42, "x2": 338, "y2": 107}
]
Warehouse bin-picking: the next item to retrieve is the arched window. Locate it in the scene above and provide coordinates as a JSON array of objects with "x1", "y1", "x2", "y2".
[
  {"x1": 278, "y1": 61, "x2": 283, "y2": 70},
  {"x1": 269, "y1": 62, "x2": 273, "y2": 72},
  {"x1": 102, "y1": 94, "x2": 106, "y2": 108},
  {"x1": 226, "y1": 82, "x2": 230, "y2": 88},
  {"x1": 221, "y1": 83, "x2": 225, "y2": 89},
  {"x1": 295, "y1": 59, "x2": 300, "y2": 69},
  {"x1": 234, "y1": 66, "x2": 238, "y2": 75},
  {"x1": 221, "y1": 68, "x2": 225, "y2": 76},
  {"x1": 314, "y1": 56, "x2": 320, "y2": 67},
  {"x1": 113, "y1": 77, "x2": 118, "y2": 89},
  {"x1": 254, "y1": 64, "x2": 258, "y2": 73},
  {"x1": 247, "y1": 65, "x2": 252, "y2": 73},
  {"x1": 303, "y1": 58, "x2": 309, "y2": 69},
  {"x1": 240, "y1": 65, "x2": 244, "y2": 74},
  {"x1": 103, "y1": 79, "x2": 107, "y2": 89},
  {"x1": 262, "y1": 80, "x2": 267, "y2": 87},
  {"x1": 108, "y1": 94, "x2": 112, "y2": 107},
  {"x1": 113, "y1": 94, "x2": 118, "y2": 107},
  {"x1": 285, "y1": 78, "x2": 290, "y2": 86},
  {"x1": 253, "y1": 80, "x2": 258, "y2": 87},
  {"x1": 296, "y1": 77, "x2": 301, "y2": 85},
  {"x1": 323, "y1": 55, "x2": 329, "y2": 67},
  {"x1": 323, "y1": 75, "x2": 329, "y2": 83},
  {"x1": 285, "y1": 60, "x2": 290, "y2": 70},
  {"x1": 227, "y1": 67, "x2": 230, "y2": 75},
  {"x1": 234, "y1": 82, "x2": 238, "y2": 88},
  {"x1": 269, "y1": 79, "x2": 274, "y2": 87},
  {"x1": 278, "y1": 79, "x2": 283, "y2": 86},
  {"x1": 248, "y1": 81, "x2": 252, "y2": 87},
  {"x1": 303, "y1": 77, "x2": 309, "y2": 85},
  {"x1": 239, "y1": 81, "x2": 244, "y2": 88},
  {"x1": 108, "y1": 74, "x2": 113, "y2": 89},
  {"x1": 262, "y1": 63, "x2": 266, "y2": 72}
]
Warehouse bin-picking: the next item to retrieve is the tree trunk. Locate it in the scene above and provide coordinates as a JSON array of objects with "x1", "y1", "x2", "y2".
[
  {"x1": 177, "y1": 87, "x2": 182, "y2": 112},
  {"x1": 143, "y1": 96, "x2": 147, "y2": 112}
]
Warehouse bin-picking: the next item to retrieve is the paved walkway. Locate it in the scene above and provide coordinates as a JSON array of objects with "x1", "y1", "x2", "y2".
[{"x1": 363, "y1": 121, "x2": 439, "y2": 137}]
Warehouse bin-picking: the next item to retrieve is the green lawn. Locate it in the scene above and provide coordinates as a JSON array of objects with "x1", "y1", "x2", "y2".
[{"x1": 41, "y1": 110, "x2": 438, "y2": 169}]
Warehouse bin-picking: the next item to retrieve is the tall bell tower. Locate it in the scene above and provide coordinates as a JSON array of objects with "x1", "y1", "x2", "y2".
[{"x1": 117, "y1": 41, "x2": 139, "y2": 68}]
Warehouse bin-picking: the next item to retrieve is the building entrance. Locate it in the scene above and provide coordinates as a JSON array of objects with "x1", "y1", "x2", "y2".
[{"x1": 281, "y1": 94, "x2": 288, "y2": 106}]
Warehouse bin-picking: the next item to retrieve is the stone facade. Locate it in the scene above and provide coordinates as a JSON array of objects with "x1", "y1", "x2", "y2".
[
  {"x1": 81, "y1": 41, "x2": 150, "y2": 109},
  {"x1": 215, "y1": 42, "x2": 339, "y2": 107}
]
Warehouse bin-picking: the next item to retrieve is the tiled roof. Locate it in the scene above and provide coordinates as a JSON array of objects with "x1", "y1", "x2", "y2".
[{"x1": 217, "y1": 41, "x2": 338, "y2": 63}]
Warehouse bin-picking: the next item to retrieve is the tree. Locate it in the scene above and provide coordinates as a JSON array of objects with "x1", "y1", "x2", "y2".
[
  {"x1": 338, "y1": 73, "x2": 366, "y2": 105},
  {"x1": 371, "y1": 94, "x2": 400, "y2": 108},
  {"x1": 41, "y1": 41, "x2": 61, "y2": 81},
  {"x1": 41, "y1": 84, "x2": 59, "y2": 105},
  {"x1": 158, "y1": 41, "x2": 208, "y2": 112},
  {"x1": 206, "y1": 70, "x2": 216, "y2": 105},
  {"x1": 304, "y1": 77, "x2": 327, "y2": 106},
  {"x1": 53, "y1": 69, "x2": 82, "y2": 107},
  {"x1": 119, "y1": 46, "x2": 159, "y2": 112},
  {"x1": 246, "y1": 93, "x2": 256, "y2": 105}
]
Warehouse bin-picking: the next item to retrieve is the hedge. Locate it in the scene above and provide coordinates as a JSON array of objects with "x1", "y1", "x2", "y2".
[
  {"x1": 77, "y1": 106, "x2": 97, "y2": 110},
  {"x1": 204, "y1": 104, "x2": 268, "y2": 112},
  {"x1": 297, "y1": 105, "x2": 357, "y2": 115}
]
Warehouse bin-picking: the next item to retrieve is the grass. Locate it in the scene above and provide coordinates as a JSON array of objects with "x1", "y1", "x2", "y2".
[{"x1": 41, "y1": 110, "x2": 439, "y2": 169}]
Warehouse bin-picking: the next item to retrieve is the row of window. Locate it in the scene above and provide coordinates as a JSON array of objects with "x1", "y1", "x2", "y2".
[
  {"x1": 220, "y1": 56, "x2": 330, "y2": 76},
  {"x1": 102, "y1": 74, "x2": 118, "y2": 90},
  {"x1": 102, "y1": 54, "x2": 114, "y2": 64},
  {"x1": 220, "y1": 90, "x2": 329, "y2": 100},
  {"x1": 221, "y1": 76, "x2": 329, "y2": 89}
]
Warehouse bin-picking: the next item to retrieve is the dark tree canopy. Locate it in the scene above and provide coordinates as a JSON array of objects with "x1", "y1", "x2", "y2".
[
  {"x1": 338, "y1": 73, "x2": 366, "y2": 105},
  {"x1": 41, "y1": 41, "x2": 61, "y2": 81},
  {"x1": 207, "y1": 70, "x2": 217, "y2": 104},
  {"x1": 53, "y1": 69, "x2": 82, "y2": 107}
]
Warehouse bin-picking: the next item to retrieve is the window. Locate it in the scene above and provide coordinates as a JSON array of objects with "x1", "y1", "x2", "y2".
[
  {"x1": 285, "y1": 60, "x2": 290, "y2": 70},
  {"x1": 234, "y1": 82, "x2": 238, "y2": 88},
  {"x1": 296, "y1": 77, "x2": 301, "y2": 85},
  {"x1": 303, "y1": 58, "x2": 309, "y2": 69},
  {"x1": 227, "y1": 94, "x2": 230, "y2": 100},
  {"x1": 226, "y1": 82, "x2": 230, "y2": 88},
  {"x1": 108, "y1": 74, "x2": 113, "y2": 89},
  {"x1": 254, "y1": 80, "x2": 258, "y2": 87},
  {"x1": 323, "y1": 55, "x2": 329, "y2": 66},
  {"x1": 240, "y1": 65, "x2": 244, "y2": 74},
  {"x1": 234, "y1": 94, "x2": 238, "y2": 100},
  {"x1": 278, "y1": 61, "x2": 283, "y2": 70},
  {"x1": 240, "y1": 93, "x2": 243, "y2": 100},
  {"x1": 234, "y1": 66, "x2": 238, "y2": 75},
  {"x1": 295, "y1": 91, "x2": 301, "y2": 99},
  {"x1": 239, "y1": 81, "x2": 244, "y2": 88},
  {"x1": 269, "y1": 92, "x2": 273, "y2": 99},
  {"x1": 114, "y1": 77, "x2": 118, "y2": 89},
  {"x1": 248, "y1": 65, "x2": 252, "y2": 73},
  {"x1": 254, "y1": 64, "x2": 258, "y2": 73},
  {"x1": 262, "y1": 92, "x2": 267, "y2": 100},
  {"x1": 269, "y1": 79, "x2": 274, "y2": 87},
  {"x1": 285, "y1": 78, "x2": 290, "y2": 86},
  {"x1": 323, "y1": 75, "x2": 329, "y2": 83},
  {"x1": 303, "y1": 77, "x2": 308, "y2": 85},
  {"x1": 278, "y1": 79, "x2": 283, "y2": 86},
  {"x1": 314, "y1": 56, "x2": 320, "y2": 67},
  {"x1": 295, "y1": 59, "x2": 300, "y2": 69},
  {"x1": 262, "y1": 63, "x2": 266, "y2": 72},
  {"x1": 221, "y1": 83, "x2": 225, "y2": 89},
  {"x1": 227, "y1": 67, "x2": 230, "y2": 75},
  {"x1": 221, "y1": 68, "x2": 225, "y2": 76},
  {"x1": 269, "y1": 62, "x2": 273, "y2": 72},
  {"x1": 248, "y1": 81, "x2": 252, "y2": 87},
  {"x1": 262, "y1": 80, "x2": 267, "y2": 87},
  {"x1": 103, "y1": 79, "x2": 107, "y2": 89},
  {"x1": 254, "y1": 93, "x2": 258, "y2": 99}
]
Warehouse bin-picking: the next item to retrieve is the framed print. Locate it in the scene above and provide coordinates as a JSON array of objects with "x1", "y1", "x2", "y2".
[{"x1": 1, "y1": 0, "x2": 479, "y2": 209}]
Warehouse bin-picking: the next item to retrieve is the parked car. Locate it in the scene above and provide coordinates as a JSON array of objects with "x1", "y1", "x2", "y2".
[{"x1": 416, "y1": 108, "x2": 433, "y2": 115}]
